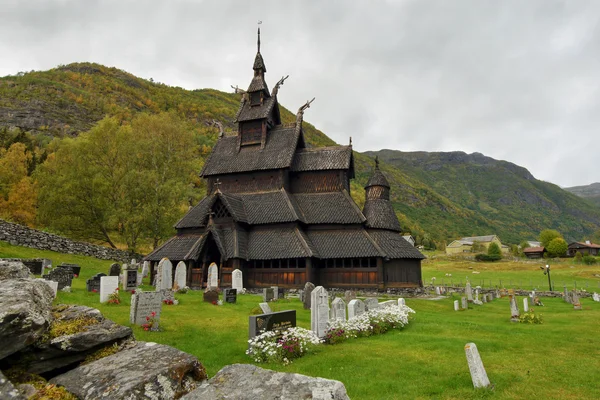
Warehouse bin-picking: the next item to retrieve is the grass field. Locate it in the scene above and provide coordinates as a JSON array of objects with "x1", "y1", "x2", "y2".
[{"x1": 2, "y1": 241, "x2": 600, "y2": 399}]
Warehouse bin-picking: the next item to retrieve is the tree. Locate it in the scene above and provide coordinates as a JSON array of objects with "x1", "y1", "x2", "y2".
[
  {"x1": 519, "y1": 240, "x2": 530, "y2": 250},
  {"x1": 471, "y1": 241, "x2": 485, "y2": 253},
  {"x1": 574, "y1": 251, "x2": 583, "y2": 263},
  {"x1": 539, "y1": 229, "x2": 562, "y2": 248},
  {"x1": 488, "y1": 242, "x2": 502, "y2": 257},
  {"x1": 0, "y1": 142, "x2": 37, "y2": 225},
  {"x1": 546, "y1": 238, "x2": 568, "y2": 258}
]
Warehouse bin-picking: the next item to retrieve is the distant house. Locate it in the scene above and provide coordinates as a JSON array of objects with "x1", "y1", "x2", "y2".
[
  {"x1": 402, "y1": 235, "x2": 416, "y2": 247},
  {"x1": 523, "y1": 246, "x2": 545, "y2": 259},
  {"x1": 568, "y1": 241, "x2": 600, "y2": 257},
  {"x1": 446, "y1": 235, "x2": 506, "y2": 255}
]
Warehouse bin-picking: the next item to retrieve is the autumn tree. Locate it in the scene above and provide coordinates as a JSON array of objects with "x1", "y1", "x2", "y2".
[
  {"x1": 546, "y1": 237, "x2": 568, "y2": 258},
  {"x1": 0, "y1": 142, "x2": 37, "y2": 225},
  {"x1": 539, "y1": 229, "x2": 562, "y2": 248}
]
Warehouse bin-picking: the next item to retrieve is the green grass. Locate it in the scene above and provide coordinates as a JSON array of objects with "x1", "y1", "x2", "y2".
[{"x1": 2, "y1": 241, "x2": 600, "y2": 399}]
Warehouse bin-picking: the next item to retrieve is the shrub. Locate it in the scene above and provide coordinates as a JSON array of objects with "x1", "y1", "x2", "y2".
[
  {"x1": 519, "y1": 311, "x2": 543, "y2": 324},
  {"x1": 574, "y1": 251, "x2": 583, "y2": 263},
  {"x1": 475, "y1": 254, "x2": 501, "y2": 262},
  {"x1": 582, "y1": 255, "x2": 597, "y2": 265},
  {"x1": 246, "y1": 327, "x2": 321, "y2": 364},
  {"x1": 546, "y1": 238, "x2": 568, "y2": 258}
]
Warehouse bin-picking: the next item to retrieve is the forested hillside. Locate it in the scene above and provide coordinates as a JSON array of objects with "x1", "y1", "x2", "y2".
[
  {"x1": 564, "y1": 182, "x2": 600, "y2": 208},
  {"x1": 1, "y1": 63, "x2": 599, "y2": 251}
]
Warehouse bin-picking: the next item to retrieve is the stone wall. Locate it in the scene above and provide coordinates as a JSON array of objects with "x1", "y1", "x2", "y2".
[{"x1": 0, "y1": 219, "x2": 137, "y2": 263}]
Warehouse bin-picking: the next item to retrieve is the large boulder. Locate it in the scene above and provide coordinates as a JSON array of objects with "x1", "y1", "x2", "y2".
[
  {"x1": 50, "y1": 341, "x2": 207, "y2": 399},
  {"x1": 0, "y1": 260, "x2": 31, "y2": 280},
  {"x1": 9, "y1": 305, "x2": 133, "y2": 375},
  {"x1": 0, "y1": 278, "x2": 54, "y2": 360},
  {"x1": 0, "y1": 371, "x2": 25, "y2": 399},
  {"x1": 182, "y1": 364, "x2": 350, "y2": 400}
]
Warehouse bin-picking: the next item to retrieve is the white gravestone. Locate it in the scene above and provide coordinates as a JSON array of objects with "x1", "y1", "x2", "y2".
[
  {"x1": 593, "y1": 292, "x2": 600, "y2": 302},
  {"x1": 572, "y1": 291, "x2": 582, "y2": 310},
  {"x1": 100, "y1": 276, "x2": 119, "y2": 303},
  {"x1": 364, "y1": 297, "x2": 379, "y2": 311},
  {"x1": 465, "y1": 282, "x2": 473, "y2": 302},
  {"x1": 348, "y1": 299, "x2": 365, "y2": 319},
  {"x1": 435, "y1": 286, "x2": 441, "y2": 295},
  {"x1": 142, "y1": 261, "x2": 149, "y2": 277},
  {"x1": 464, "y1": 342, "x2": 491, "y2": 388},
  {"x1": 509, "y1": 294, "x2": 520, "y2": 322},
  {"x1": 331, "y1": 298, "x2": 347, "y2": 321},
  {"x1": 259, "y1": 302, "x2": 272, "y2": 314},
  {"x1": 523, "y1": 298, "x2": 529, "y2": 312},
  {"x1": 155, "y1": 258, "x2": 173, "y2": 291},
  {"x1": 174, "y1": 261, "x2": 187, "y2": 290},
  {"x1": 311, "y1": 286, "x2": 330, "y2": 338},
  {"x1": 207, "y1": 263, "x2": 218, "y2": 289},
  {"x1": 461, "y1": 297, "x2": 468, "y2": 309},
  {"x1": 454, "y1": 300, "x2": 460, "y2": 311},
  {"x1": 37, "y1": 278, "x2": 58, "y2": 298},
  {"x1": 130, "y1": 291, "x2": 162, "y2": 330},
  {"x1": 379, "y1": 300, "x2": 396, "y2": 308},
  {"x1": 232, "y1": 269, "x2": 243, "y2": 291},
  {"x1": 397, "y1": 298, "x2": 406, "y2": 307}
]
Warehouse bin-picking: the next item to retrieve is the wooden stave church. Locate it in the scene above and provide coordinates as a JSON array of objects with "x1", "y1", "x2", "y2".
[{"x1": 144, "y1": 30, "x2": 425, "y2": 289}]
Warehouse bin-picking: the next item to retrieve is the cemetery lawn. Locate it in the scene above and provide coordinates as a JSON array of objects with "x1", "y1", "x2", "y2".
[{"x1": 2, "y1": 242, "x2": 600, "y2": 400}]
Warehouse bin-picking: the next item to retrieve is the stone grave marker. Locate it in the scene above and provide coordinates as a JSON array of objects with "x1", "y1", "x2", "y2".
[
  {"x1": 572, "y1": 291, "x2": 582, "y2": 310},
  {"x1": 47, "y1": 266, "x2": 73, "y2": 290},
  {"x1": 174, "y1": 261, "x2": 187, "y2": 290},
  {"x1": 509, "y1": 294, "x2": 520, "y2": 322},
  {"x1": 232, "y1": 269, "x2": 243, "y2": 291},
  {"x1": 122, "y1": 266, "x2": 138, "y2": 291},
  {"x1": 203, "y1": 289, "x2": 219, "y2": 304},
  {"x1": 224, "y1": 288, "x2": 237, "y2": 304},
  {"x1": 344, "y1": 290, "x2": 356, "y2": 303},
  {"x1": 37, "y1": 278, "x2": 58, "y2": 298},
  {"x1": 86, "y1": 273, "x2": 106, "y2": 292},
  {"x1": 464, "y1": 343, "x2": 491, "y2": 388},
  {"x1": 155, "y1": 258, "x2": 173, "y2": 291},
  {"x1": 141, "y1": 261, "x2": 149, "y2": 277},
  {"x1": 398, "y1": 298, "x2": 406, "y2": 307},
  {"x1": 249, "y1": 310, "x2": 296, "y2": 342},
  {"x1": 331, "y1": 297, "x2": 346, "y2": 321},
  {"x1": 311, "y1": 286, "x2": 330, "y2": 338},
  {"x1": 302, "y1": 282, "x2": 315, "y2": 310},
  {"x1": 100, "y1": 276, "x2": 119, "y2": 303},
  {"x1": 161, "y1": 289, "x2": 175, "y2": 303},
  {"x1": 347, "y1": 299, "x2": 365, "y2": 319},
  {"x1": 129, "y1": 290, "x2": 162, "y2": 331},
  {"x1": 523, "y1": 298, "x2": 529, "y2": 312},
  {"x1": 207, "y1": 263, "x2": 218, "y2": 289},
  {"x1": 482, "y1": 293, "x2": 487, "y2": 303},
  {"x1": 379, "y1": 300, "x2": 396, "y2": 308},
  {"x1": 263, "y1": 287, "x2": 275, "y2": 302},
  {"x1": 593, "y1": 292, "x2": 600, "y2": 302},
  {"x1": 109, "y1": 263, "x2": 121, "y2": 277},
  {"x1": 364, "y1": 297, "x2": 379, "y2": 311},
  {"x1": 435, "y1": 286, "x2": 441, "y2": 295},
  {"x1": 563, "y1": 286, "x2": 570, "y2": 303},
  {"x1": 58, "y1": 263, "x2": 81, "y2": 277},
  {"x1": 259, "y1": 302, "x2": 272, "y2": 314},
  {"x1": 271, "y1": 286, "x2": 279, "y2": 300},
  {"x1": 461, "y1": 297, "x2": 468, "y2": 309},
  {"x1": 454, "y1": 300, "x2": 460, "y2": 311},
  {"x1": 23, "y1": 259, "x2": 44, "y2": 275},
  {"x1": 465, "y1": 282, "x2": 473, "y2": 302}
]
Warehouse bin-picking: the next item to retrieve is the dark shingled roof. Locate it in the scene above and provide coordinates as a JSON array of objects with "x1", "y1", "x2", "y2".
[
  {"x1": 291, "y1": 146, "x2": 353, "y2": 172},
  {"x1": 253, "y1": 52, "x2": 266, "y2": 72},
  {"x1": 307, "y1": 229, "x2": 383, "y2": 259},
  {"x1": 174, "y1": 195, "x2": 215, "y2": 229},
  {"x1": 294, "y1": 191, "x2": 366, "y2": 224},
  {"x1": 247, "y1": 75, "x2": 269, "y2": 93},
  {"x1": 144, "y1": 235, "x2": 206, "y2": 261},
  {"x1": 235, "y1": 96, "x2": 277, "y2": 123},
  {"x1": 247, "y1": 227, "x2": 315, "y2": 260},
  {"x1": 365, "y1": 168, "x2": 390, "y2": 188},
  {"x1": 219, "y1": 192, "x2": 248, "y2": 223},
  {"x1": 368, "y1": 230, "x2": 425, "y2": 259},
  {"x1": 238, "y1": 190, "x2": 301, "y2": 224},
  {"x1": 363, "y1": 199, "x2": 402, "y2": 232},
  {"x1": 201, "y1": 125, "x2": 298, "y2": 176}
]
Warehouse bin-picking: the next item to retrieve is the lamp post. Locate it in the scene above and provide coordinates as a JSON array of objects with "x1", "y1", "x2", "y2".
[{"x1": 540, "y1": 264, "x2": 552, "y2": 291}]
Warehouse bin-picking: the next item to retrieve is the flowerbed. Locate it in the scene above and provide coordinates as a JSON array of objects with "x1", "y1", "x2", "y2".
[{"x1": 246, "y1": 327, "x2": 321, "y2": 364}]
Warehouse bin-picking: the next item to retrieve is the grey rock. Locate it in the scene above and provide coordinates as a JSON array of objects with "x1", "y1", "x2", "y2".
[
  {"x1": 182, "y1": 364, "x2": 350, "y2": 400},
  {"x1": 0, "y1": 278, "x2": 54, "y2": 360},
  {"x1": 0, "y1": 371, "x2": 26, "y2": 399},
  {"x1": 50, "y1": 341, "x2": 207, "y2": 399},
  {"x1": 0, "y1": 260, "x2": 31, "y2": 280}
]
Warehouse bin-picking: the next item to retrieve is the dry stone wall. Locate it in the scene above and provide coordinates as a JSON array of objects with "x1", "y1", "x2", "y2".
[{"x1": 0, "y1": 219, "x2": 137, "y2": 263}]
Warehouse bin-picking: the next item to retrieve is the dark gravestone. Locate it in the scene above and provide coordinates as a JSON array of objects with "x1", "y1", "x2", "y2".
[
  {"x1": 302, "y1": 282, "x2": 315, "y2": 310},
  {"x1": 23, "y1": 259, "x2": 44, "y2": 275},
  {"x1": 59, "y1": 263, "x2": 81, "y2": 277},
  {"x1": 224, "y1": 288, "x2": 237, "y2": 304},
  {"x1": 109, "y1": 263, "x2": 121, "y2": 276},
  {"x1": 277, "y1": 288, "x2": 285, "y2": 299},
  {"x1": 86, "y1": 273, "x2": 106, "y2": 292},
  {"x1": 203, "y1": 289, "x2": 219, "y2": 304},
  {"x1": 249, "y1": 310, "x2": 296, "y2": 341},
  {"x1": 125, "y1": 269, "x2": 138, "y2": 290},
  {"x1": 47, "y1": 267, "x2": 73, "y2": 290},
  {"x1": 263, "y1": 288, "x2": 275, "y2": 302}
]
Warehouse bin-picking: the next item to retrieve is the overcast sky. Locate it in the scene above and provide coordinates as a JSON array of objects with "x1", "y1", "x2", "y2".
[{"x1": 2, "y1": 0, "x2": 599, "y2": 187}]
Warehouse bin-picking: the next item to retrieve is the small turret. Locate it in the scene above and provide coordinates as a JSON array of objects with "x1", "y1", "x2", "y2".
[{"x1": 363, "y1": 157, "x2": 401, "y2": 232}]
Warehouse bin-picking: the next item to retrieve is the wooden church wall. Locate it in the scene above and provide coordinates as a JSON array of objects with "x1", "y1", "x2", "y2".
[
  {"x1": 290, "y1": 171, "x2": 349, "y2": 193},
  {"x1": 207, "y1": 171, "x2": 284, "y2": 194},
  {"x1": 383, "y1": 259, "x2": 422, "y2": 287}
]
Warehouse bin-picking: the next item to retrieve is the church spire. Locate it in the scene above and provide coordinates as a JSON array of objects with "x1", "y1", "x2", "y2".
[
  {"x1": 253, "y1": 26, "x2": 266, "y2": 74},
  {"x1": 257, "y1": 26, "x2": 261, "y2": 53}
]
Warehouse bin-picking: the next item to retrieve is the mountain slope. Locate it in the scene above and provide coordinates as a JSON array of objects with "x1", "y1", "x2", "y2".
[{"x1": 564, "y1": 182, "x2": 600, "y2": 208}]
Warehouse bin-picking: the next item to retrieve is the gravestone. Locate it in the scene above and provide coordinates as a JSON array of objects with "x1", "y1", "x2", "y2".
[
  {"x1": 435, "y1": 286, "x2": 441, "y2": 295},
  {"x1": 379, "y1": 300, "x2": 396, "y2": 308},
  {"x1": 130, "y1": 290, "x2": 162, "y2": 331},
  {"x1": 248, "y1": 310, "x2": 296, "y2": 341},
  {"x1": 398, "y1": 298, "x2": 406, "y2": 307},
  {"x1": 86, "y1": 273, "x2": 106, "y2": 292},
  {"x1": 572, "y1": 291, "x2": 582, "y2": 310},
  {"x1": 331, "y1": 298, "x2": 346, "y2": 321},
  {"x1": 563, "y1": 286, "x2": 570, "y2": 303},
  {"x1": 509, "y1": 294, "x2": 520, "y2": 322},
  {"x1": 496, "y1": 289, "x2": 501, "y2": 298},
  {"x1": 364, "y1": 297, "x2": 379, "y2": 311},
  {"x1": 232, "y1": 269, "x2": 243, "y2": 291},
  {"x1": 224, "y1": 288, "x2": 237, "y2": 304},
  {"x1": 141, "y1": 261, "x2": 150, "y2": 277},
  {"x1": 124, "y1": 268, "x2": 138, "y2": 291},
  {"x1": 174, "y1": 261, "x2": 187, "y2": 290},
  {"x1": 259, "y1": 302, "x2": 272, "y2": 314},
  {"x1": 161, "y1": 289, "x2": 175, "y2": 303},
  {"x1": 347, "y1": 299, "x2": 365, "y2": 319},
  {"x1": 58, "y1": 263, "x2": 81, "y2": 277},
  {"x1": 302, "y1": 282, "x2": 315, "y2": 310},
  {"x1": 523, "y1": 298, "x2": 529, "y2": 312},
  {"x1": 271, "y1": 286, "x2": 279, "y2": 300},
  {"x1": 344, "y1": 290, "x2": 356, "y2": 303},
  {"x1": 311, "y1": 286, "x2": 330, "y2": 338},
  {"x1": 109, "y1": 263, "x2": 121, "y2": 277},
  {"x1": 482, "y1": 293, "x2": 487, "y2": 303},
  {"x1": 155, "y1": 258, "x2": 173, "y2": 291},
  {"x1": 593, "y1": 292, "x2": 600, "y2": 302},
  {"x1": 207, "y1": 263, "x2": 218, "y2": 289},
  {"x1": 100, "y1": 276, "x2": 119, "y2": 303},
  {"x1": 454, "y1": 300, "x2": 460, "y2": 311},
  {"x1": 465, "y1": 282, "x2": 473, "y2": 302},
  {"x1": 464, "y1": 343, "x2": 491, "y2": 388},
  {"x1": 37, "y1": 278, "x2": 58, "y2": 298},
  {"x1": 263, "y1": 287, "x2": 275, "y2": 302},
  {"x1": 47, "y1": 266, "x2": 73, "y2": 290},
  {"x1": 461, "y1": 297, "x2": 468, "y2": 309},
  {"x1": 23, "y1": 259, "x2": 44, "y2": 275},
  {"x1": 203, "y1": 289, "x2": 219, "y2": 304}
]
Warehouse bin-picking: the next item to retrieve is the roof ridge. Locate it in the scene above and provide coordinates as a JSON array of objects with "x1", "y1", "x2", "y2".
[
  {"x1": 362, "y1": 229, "x2": 386, "y2": 258},
  {"x1": 280, "y1": 188, "x2": 301, "y2": 222},
  {"x1": 341, "y1": 189, "x2": 367, "y2": 223},
  {"x1": 294, "y1": 226, "x2": 315, "y2": 257}
]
